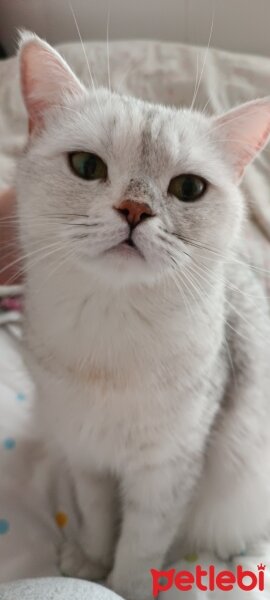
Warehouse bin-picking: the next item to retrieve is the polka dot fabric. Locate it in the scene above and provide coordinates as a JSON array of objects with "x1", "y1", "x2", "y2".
[{"x1": 0, "y1": 327, "x2": 76, "y2": 582}]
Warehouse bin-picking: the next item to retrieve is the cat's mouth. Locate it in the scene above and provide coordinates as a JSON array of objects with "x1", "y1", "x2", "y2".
[
  {"x1": 107, "y1": 236, "x2": 144, "y2": 259},
  {"x1": 125, "y1": 237, "x2": 135, "y2": 248}
]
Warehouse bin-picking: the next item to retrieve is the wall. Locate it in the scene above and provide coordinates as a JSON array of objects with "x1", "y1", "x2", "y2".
[{"x1": 0, "y1": 0, "x2": 270, "y2": 57}]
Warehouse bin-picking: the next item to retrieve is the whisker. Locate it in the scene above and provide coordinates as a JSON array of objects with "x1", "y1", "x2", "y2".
[
  {"x1": 106, "y1": 0, "x2": 112, "y2": 99},
  {"x1": 168, "y1": 263, "x2": 195, "y2": 326},
  {"x1": 171, "y1": 231, "x2": 270, "y2": 277},
  {"x1": 186, "y1": 265, "x2": 249, "y2": 350},
  {"x1": 69, "y1": 2, "x2": 103, "y2": 115},
  {"x1": 188, "y1": 261, "x2": 268, "y2": 343},
  {"x1": 0, "y1": 212, "x2": 90, "y2": 224},
  {"x1": 163, "y1": 240, "x2": 207, "y2": 331},
  {"x1": 190, "y1": 3, "x2": 215, "y2": 111},
  {"x1": 174, "y1": 263, "x2": 211, "y2": 343},
  {"x1": 4, "y1": 242, "x2": 67, "y2": 286},
  {"x1": 181, "y1": 265, "x2": 204, "y2": 308},
  {"x1": 185, "y1": 254, "x2": 236, "y2": 382},
  {"x1": 190, "y1": 53, "x2": 200, "y2": 112},
  {"x1": 0, "y1": 240, "x2": 65, "y2": 278},
  {"x1": 192, "y1": 256, "x2": 270, "y2": 301},
  {"x1": 33, "y1": 246, "x2": 77, "y2": 294},
  {"x1": 224, "y1": 334, "x2": 236, "y2": 383},
  {"x1": 224, "y1": 317, "x2": 251, "y2": 344},
  {"x1": 201, "y1": 98, "x2": 211, "y2": 116}
]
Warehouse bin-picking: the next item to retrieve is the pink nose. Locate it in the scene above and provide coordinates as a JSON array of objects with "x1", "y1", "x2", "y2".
[{"x1": 115, "y1": 199, "x2": 153, "y2": 228}]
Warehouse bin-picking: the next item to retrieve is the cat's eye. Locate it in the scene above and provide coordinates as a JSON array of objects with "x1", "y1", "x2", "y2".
[
  {"x1": 68, "y1": 152, "x2": 107, "y2": 181},
  {"x1": 168, "y1": 174, "x2": 207, "y2": 202}
]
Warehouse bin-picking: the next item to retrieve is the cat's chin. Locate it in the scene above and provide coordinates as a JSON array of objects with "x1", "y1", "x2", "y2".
[
  {"x1": 88, "y1": 243, "x2": 163, "y2": 288},
  {"x1": 105, "y1": 240, "x2": 145, "y2": 261}
]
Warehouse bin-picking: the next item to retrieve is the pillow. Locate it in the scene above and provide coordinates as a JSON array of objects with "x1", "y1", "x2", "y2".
[{"x1": 0, "y1": 577, "x2": 123, "y2": 600}]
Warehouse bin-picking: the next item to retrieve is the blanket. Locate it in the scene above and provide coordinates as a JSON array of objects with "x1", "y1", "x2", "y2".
[{"x1": 0, "y1": 39, "x2": 270, "y2": 599}]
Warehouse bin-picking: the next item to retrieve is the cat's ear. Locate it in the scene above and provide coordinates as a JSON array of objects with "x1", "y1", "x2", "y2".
[
  {"x1": 19, "y1": 31, "x2": 86, "y2": 133},
  {"x1": 213, "y1": 98, "x2": 270, "y2": 182}
]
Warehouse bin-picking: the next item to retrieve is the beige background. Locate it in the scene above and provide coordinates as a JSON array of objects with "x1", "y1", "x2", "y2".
[{"x1": 0, "y1": 0, "x2": 270, "y2": 57}]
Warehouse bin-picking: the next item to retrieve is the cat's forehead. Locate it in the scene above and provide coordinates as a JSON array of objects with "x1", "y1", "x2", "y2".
[
  {"x1": 94, "y1": 91, "x2": 208, "y2": 143},
  {"x1": 78, "y1": 90, "x2": 213, "y2": 172},
  {"x1": 38, "y1": 89, "x2": 217, "y2": 180}
]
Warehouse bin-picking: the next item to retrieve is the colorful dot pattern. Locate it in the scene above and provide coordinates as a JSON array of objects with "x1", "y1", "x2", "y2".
[
  {"x1": 55, "y1": 511, "x2": 68, "y2": 529},
  {"x1": 184, "y1": 553, "x2": 199, "y2": 563},
  {"x1": 3, "y1": 438, "x2": 16, "y2": 450},
  {"x1": 0, "y1": 520, "x2": 10, "y2": 535},
  {"x1": 0, "y1": 392, "x2": 27, "y2": 539}
]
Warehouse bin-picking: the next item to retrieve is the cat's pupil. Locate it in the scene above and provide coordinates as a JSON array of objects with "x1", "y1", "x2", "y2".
[
  {"x1": 75, "y1": 153, "x2": 97, "y2": 179},
  {"x1": 182, "y1": 177, "x2": 198, "y2": 198},
  {"x1": 83, "y1": 156, "x2": 96, "y2": 178}
]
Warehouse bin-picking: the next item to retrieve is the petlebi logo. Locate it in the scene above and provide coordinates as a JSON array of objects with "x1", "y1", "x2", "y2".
[{"x1": 151, "y1": 563, "x2": 266, "y2": 595}]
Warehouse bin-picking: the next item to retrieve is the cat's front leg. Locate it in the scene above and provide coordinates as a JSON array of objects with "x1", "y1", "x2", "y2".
[
  {"x1": 60, "y1": 470, "x2": 117, "y2": 580},
  {"x1": 107, "y1": 464, "x2": 190, "y2": 600}
]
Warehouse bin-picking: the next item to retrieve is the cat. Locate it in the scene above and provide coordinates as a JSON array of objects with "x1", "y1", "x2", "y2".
[{"x1": 16, "y1": 31, "x2": 270, "y2": 600}]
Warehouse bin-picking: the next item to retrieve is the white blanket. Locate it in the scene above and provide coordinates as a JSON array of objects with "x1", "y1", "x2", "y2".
[{"x1": 0, "y1": 40, "x2": 270, "y2": 598}]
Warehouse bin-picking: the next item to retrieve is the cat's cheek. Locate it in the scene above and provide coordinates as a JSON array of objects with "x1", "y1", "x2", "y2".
[{"x1": 136, "y1": 236, "x2": 188, "y2": 276}]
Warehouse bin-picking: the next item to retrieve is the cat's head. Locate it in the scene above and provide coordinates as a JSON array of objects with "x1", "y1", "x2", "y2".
[{"x1": 17, "y1": 32, "x2": 270, "y2": 289}]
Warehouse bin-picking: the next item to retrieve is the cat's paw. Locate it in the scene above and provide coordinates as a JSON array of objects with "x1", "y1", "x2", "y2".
[
  {"x1": 59, "y1": 540, "x2": 109, "y2": 580},
  {"x1": 107, "y1": 571, "x2": 151, "y2": 600},
  {"x1": 216, "y1": 541, "x2": 246, "y2": 562}
]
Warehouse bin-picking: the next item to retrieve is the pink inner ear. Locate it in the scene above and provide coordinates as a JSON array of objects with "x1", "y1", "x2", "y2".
[
  {"x1": 214, "y1": 99, "x2": 270, "y2": 181},
  {"x1": 21, "y1": 47, "x2": 48, "y2": 132},
  {"x1": 20, "y1": 39, "x2": 84, "y2": 133}
]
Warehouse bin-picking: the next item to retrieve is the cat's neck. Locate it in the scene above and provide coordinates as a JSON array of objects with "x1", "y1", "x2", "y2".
[{"x1": 25, "y1": 258, "x2": 225, "y2": 382}]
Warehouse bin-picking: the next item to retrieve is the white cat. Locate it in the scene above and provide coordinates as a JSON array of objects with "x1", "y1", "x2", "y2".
[{"x1": 17, "y1": 32, "x2": 270, "y2": 600}]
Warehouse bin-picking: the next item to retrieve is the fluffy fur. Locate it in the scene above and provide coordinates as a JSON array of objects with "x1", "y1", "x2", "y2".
[{"x1": 16, "y1": 33, "x2": 270, "y2": 600}]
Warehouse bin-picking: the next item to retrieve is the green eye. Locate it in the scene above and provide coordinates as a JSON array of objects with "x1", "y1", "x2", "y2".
[
  {"x1": 168, "y1": 174, "x2": 207, "y2": 202},
  {"x1": 69, "y1": 152, "x2": 107, "y2": 181}
]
